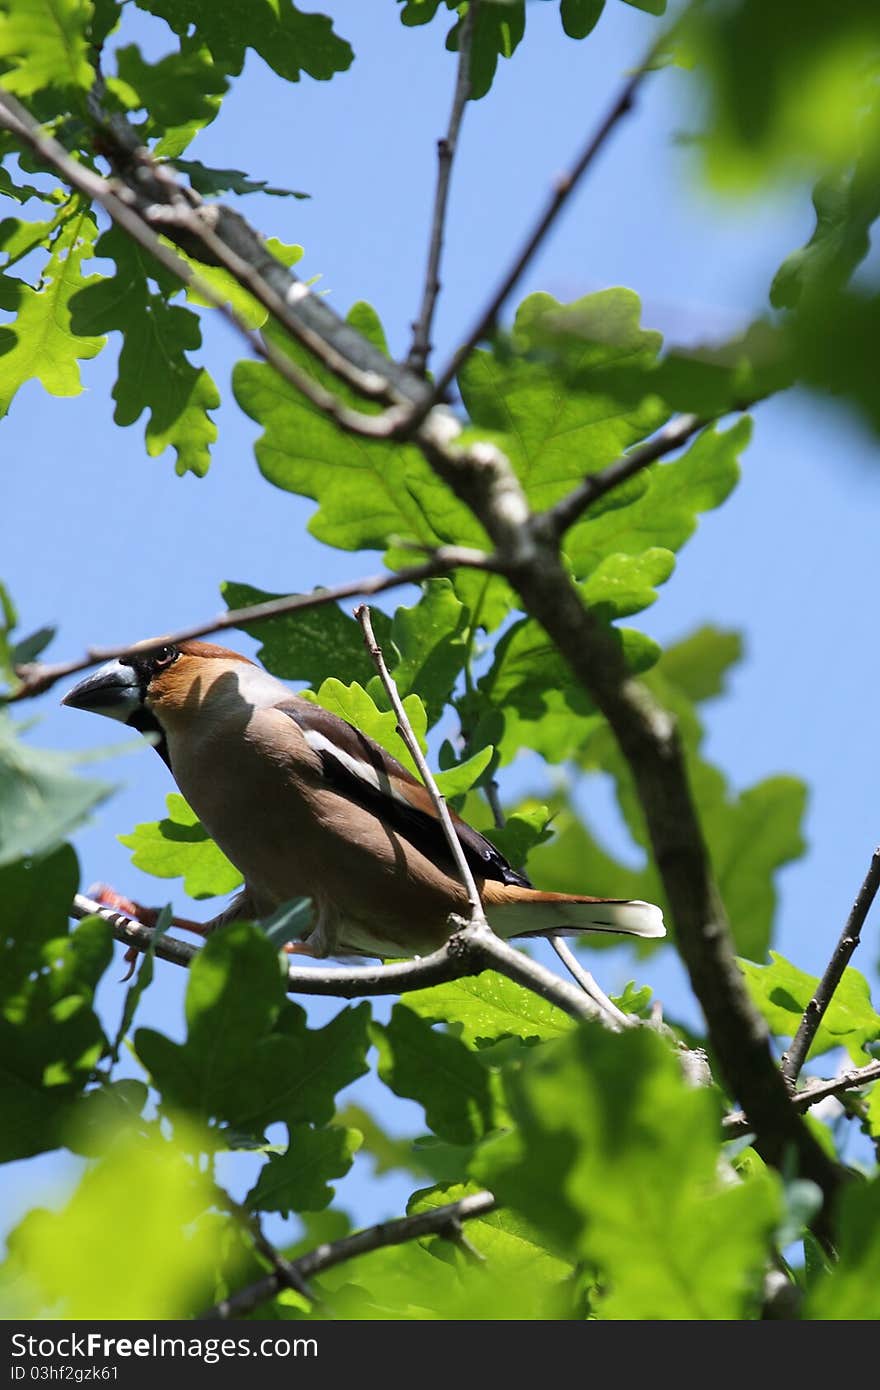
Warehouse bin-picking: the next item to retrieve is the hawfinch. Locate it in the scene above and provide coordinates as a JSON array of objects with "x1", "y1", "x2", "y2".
[{"x1": 63, "y1": 640, "x2": 665, "y2": 958}]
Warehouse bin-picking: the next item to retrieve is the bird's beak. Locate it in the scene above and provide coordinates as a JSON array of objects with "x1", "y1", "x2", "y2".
[{"x1": 62, "y1": 659, "x2": 141, "y2": 722}]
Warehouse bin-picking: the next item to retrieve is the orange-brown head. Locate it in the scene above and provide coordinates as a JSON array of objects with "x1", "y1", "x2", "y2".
[{"x1": 61, "y1": 640, "x2": 261, "y2": 760}]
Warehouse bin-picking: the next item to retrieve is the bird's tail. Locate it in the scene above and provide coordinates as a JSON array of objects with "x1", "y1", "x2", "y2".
[{"x1": 481, "y1": 884, "x2": 665, "y2": 941}]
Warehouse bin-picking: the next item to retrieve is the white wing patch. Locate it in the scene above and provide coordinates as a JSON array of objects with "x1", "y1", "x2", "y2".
[{"x1": 301, "y1": 726, "x2": 413, "y2": 807}]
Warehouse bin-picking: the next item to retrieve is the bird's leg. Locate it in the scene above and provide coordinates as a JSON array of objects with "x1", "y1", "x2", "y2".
[{"x1": 88, "y1": 883, "x2": 216, "y2": 980}]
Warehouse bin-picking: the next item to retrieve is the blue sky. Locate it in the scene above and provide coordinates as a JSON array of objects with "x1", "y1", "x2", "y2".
[{"x1": 3, "y1": 1, "x2": 879, "y2": 1247}]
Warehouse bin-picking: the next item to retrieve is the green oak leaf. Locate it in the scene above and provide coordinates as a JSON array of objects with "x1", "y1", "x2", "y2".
[
  {"x1": 118, "y1": 792, "x2": 243, "y2": 898},
  {"x1": 232, "y1": 301, "x2": 501, "y2": 622},
  {"x1": 171, "y1": 158, "x2": 308, "y2": 200},
  {"x1": 134, "y1": 923, "x2": 370, "y2": 1135},
  {"x1": 432, "y1": 745, "x2": 493, "y2": 799},
  {"x1": 0, "y1": 208, "x2": 105, "y2": 417},
  {"x1": 561, "y1": 0, "x2": 604, "y2": 40},
  {"x1": 221, "y1": 579, "x2": 392, "y2": 689},
  {"x1": 477, "y1": 616, "x2": 659, "y2": 765},
  {"x1": 458, "y1": 802, "x2": 553, "y2": 872},
  {"x1": 68, "y1": 224, "x2": 219, "y2": 476},
  {"x1": 447, "y1": 1, "x2": 525, "y2": 101},
  {"x1": 565, "y1": 420, "x2": 747, "y2": 580},
  {"x1": 373, "y1": 1004, "x2": 501, "y2": 1145},
  {"x1": 473, "y1": 1024, "x2": 779, "y2": 1319},
  {"x1": 739, "y1": 952, "x2": 880, "y2": 1064},
  {"x1": 109, "y1": 43, "x2": 228, "y2": 127},
  {"x1": 458, "y1": 289, "x2": 665, "y2": 517},
  {"x1": 246, "y1": 1124, "x2": 362, "y2": 1214},
  {"x1": 519, "y1": 625, "x2": 806, "y2": 959},
  {"x1": 134, "y1": 0, "x2": 353, "y2": 82},
  {"x1": 301, "y1": 678, "x2": 428, "y2": 769},
  {"x1": 403, "y1": 972, "x2": 573, "y2": 1047},
  {"x1": 372, "y1": 579, "x2": 469, "y2": 728},
  {"x1": 0, "y1": 0, "x2": 94, "y2": 96},
  {"x1": 0, "y1": 163, "x2": 52, "y2": 204}
]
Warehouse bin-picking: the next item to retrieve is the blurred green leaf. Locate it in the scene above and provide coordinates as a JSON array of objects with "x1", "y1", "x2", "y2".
[
  {"x1": 561, "y1": 0, "x2": 604, "y2": 40},
  {"x1": 473, "y1": 1024, "x2": 779, "y2": 1318},
  {"x1": 771, "y1": 164, "x2": 880, "y2": 310},
  {"x1": 689, "y1": 0, "x2": 880, "y2": 187},
  {"x1": 0, "y1": 1123, "x2": 230, "y2": 1317},
  {"x1": 807, "y1": 1176, "x2": 880, "y2": 1318},
  {"x1": 740, "y1": 952, "x2": 880, "y2": 1064},
  {"x1": 409, "y1": 1180, "x2": 574, "y2": 1314},
  {"x1": 109, "y1": 43, "x2": 228, "y2": 126},
  {"x1": 119, "y1": 791, "x2": 243, "y2": 898},
  {"x1": 135, "y1": 922, "x2": 370, "y2": 1134},
  {"x1": 246, "y1": 1124, "x2": 362, "y2": 1214},
  {"x1": 0, "y1": 713, "x2": 114, "y2": 869},
  {"x1": 658, "y1": 624, "x2": 743, "y2": 703}
]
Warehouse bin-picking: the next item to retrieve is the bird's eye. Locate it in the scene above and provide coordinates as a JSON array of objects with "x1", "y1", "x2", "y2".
[{"x1": 152, "y1": 645, "x2": 178, "y2": 669}]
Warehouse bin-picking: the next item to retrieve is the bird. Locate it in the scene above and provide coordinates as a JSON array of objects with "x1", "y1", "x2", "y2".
[{"x1": 62, "y1": 638, "x2": 665, "y2": 959}]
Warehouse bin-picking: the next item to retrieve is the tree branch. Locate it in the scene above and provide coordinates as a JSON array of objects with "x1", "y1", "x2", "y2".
[
  {"x1": 6, "y1": 547, "x2": 497, "y2": 702},
  {"x1": 407, "y1": 0, "x2": 476, "y2": 375},
  {"x1": 723, "y1": 1059, "x2": 880, "y2": 1136},
  {"x1": 781, "y1": 846, "x2": 880, "y2": 1085},
  {"x1": 497, "y1": 545, "x2": 844, "y2": 1213},
  {"x1": 198, "y1": 1190, "x2": 496, "y2": 1320},
  {"x1": 70, "y1": 894, "x2": 612, "y2": 1025},
  {"x1": 355, "y1": 602, "x2": 486, "y2": 925},
  {"x1": 410, "y1": 29, "x2": 668, "y2": 427}
]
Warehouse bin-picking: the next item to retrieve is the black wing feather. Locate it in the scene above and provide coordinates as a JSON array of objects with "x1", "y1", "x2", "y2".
[{"x1": 279, "y1": 700, "x2": 531, "y2": 888}]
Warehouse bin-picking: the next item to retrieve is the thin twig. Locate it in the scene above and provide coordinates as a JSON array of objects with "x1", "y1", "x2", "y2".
[
  {"x1": 723, "y1": 1060, "x2": 880, "y2": 1136},
  {"x1": 407, "y1": 0, "x2": 476, "y2": 375},
  {"x1": 198, "y1": 1190, "x2": 496, "y2": 1320},
  {"x1": 781, "y1": 847, "x2": 880, "y2": 1085},
  {"x1": 6, "y1": 548, "x2": 498, "y2": 702},
  {"x1": 212, "y1": 1185, "x2": 315, "y2": 1304},
  {"x1": 548, "y1": 935, "x2": 633, "y2": 1029},
  {"x1": 70, "y1": 894, "x2": 607, "y2": 1024},
  {"x1": 355, "y1": 603, "x2": 487, "y2": 925},
  {"x1": 540, "y1": 413, "x2": 704, "y2": 539},
  {"x1": 408, "y1": 29, "x2": 668, "y2": 427}
]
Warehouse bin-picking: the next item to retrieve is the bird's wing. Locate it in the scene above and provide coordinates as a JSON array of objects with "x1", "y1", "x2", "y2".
[{"x1": 277, "y1": 700, "x2": 532, "y2": 888}]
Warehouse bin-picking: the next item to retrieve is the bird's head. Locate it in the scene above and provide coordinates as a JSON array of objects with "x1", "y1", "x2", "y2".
[{"x1": 61, "y1": 640, "x2": 261, "y2": 754}]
